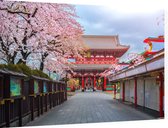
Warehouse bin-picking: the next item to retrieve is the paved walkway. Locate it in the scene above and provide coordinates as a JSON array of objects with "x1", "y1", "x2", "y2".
[{"x1": 26, "y1": 91, "x2": 155, "y2": 126}]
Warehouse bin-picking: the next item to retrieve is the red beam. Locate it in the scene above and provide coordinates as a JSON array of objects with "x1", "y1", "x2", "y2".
[
  {"x1": 82, "y1": 76, "x2": 84, "y2": 91},
  {"x1": 104, "y1": 77, "x2": 107, "y2": 91},
  {"x1": 159, "y1": 72, "x2": 164, "y2": 117},
  {"x1": 70, "y1": 56, "x2": 118, "y2": 64},
  {"x1": 74, "y1": 61, "x2": 117, "y2": 64},
  {"x1": 114, "y1": 84, "x2": 116, "y2": 99}
]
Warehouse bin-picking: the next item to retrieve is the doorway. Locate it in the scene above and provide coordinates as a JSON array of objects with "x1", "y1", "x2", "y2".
[{"x1": 85, "y1": 77, "x2": 93, "y2": 91}]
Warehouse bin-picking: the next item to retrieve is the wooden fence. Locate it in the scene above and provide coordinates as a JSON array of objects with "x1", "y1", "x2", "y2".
[{"x1": 0, "y1": 69, "x2": 67, "y2": 127}]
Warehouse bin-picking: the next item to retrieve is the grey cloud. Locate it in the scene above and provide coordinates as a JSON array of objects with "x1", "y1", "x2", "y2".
[{"x1": 75, "y1": 4, "x2": 164, "y2": 57}]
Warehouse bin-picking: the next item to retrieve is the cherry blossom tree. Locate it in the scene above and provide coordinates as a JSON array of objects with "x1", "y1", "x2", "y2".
[
  {"x1": 0, "y1": 0, "x2": 40, "y2": 64},
  {"x1": 0, "y1": 0, "x2": 86, "y2": 74}
]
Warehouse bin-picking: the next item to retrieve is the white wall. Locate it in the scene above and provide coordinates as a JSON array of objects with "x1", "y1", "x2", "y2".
[
  {"x1": 123, "y1": 79, "x2": 135, "y2": 103},
  {"x1": 137, "y1": 77, "x2": 145, "y2": 106},
  {"x1": 129, "y1": 79, "x2": 135, "y2": 103},
  {"x1": 137, "y1": 77, "x2": 159, "y2": 111},
  {"x1": 144, "y1": 77, "x2": 159, "y2": 111},
  {"x1": 125, "y1": 80, "x2": 130, "y2": 102},
  {"x1": 126, "y1": 77, "x2": 159, "y2": 109},
  {"x1": 117, "y1": 75, "x2": 160, "y2": 112},
  {"x1": 120, "y1": 81, "x2": 123, "y2": 100}
]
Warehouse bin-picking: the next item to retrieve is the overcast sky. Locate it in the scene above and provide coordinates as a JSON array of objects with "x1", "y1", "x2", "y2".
[
  {"x1": 16, "y1": 0, "x2": 165, "y2": 61},
  {"x1": 75, "y1": 4, "x2": 164, "y2": 61}
]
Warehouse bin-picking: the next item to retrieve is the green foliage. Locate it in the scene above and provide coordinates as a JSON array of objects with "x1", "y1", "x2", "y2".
[
  {"x1": 0, "y1": 63, "x2": 50, "y2": 79},
  {"x1": 7, "y1": 63, "x2": 22, "y2": 72},
  {"x1": 17, "y1": 64, "x2": 32, "y2": 76},
  {"x1": 0, "y1": 64, "x2": 22, "y2": 72},
  {"x1": 0, "y1": 64, "x2": 6, "y2": 69},
  {"x1": 31, "y1": 69, "x2": 51, "y2": 79}
]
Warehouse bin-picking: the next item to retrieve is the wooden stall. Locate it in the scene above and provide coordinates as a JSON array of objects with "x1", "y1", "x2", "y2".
[
  {"x1": 0, "y1": 69, "x2": 26, "y2": 127},
  {"x1": 0, "y1": 69, "x2": 67, "y2": 127}
]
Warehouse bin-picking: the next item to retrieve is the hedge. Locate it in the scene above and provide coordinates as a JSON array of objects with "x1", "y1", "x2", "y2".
[{"x1": 0, "y1": 64, "x2": 51, "y2": 80}]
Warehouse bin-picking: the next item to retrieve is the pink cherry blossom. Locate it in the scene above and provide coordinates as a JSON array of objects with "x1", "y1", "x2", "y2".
[{"x1": 0, "y1": 0, "x2": 86, "y2": 75}]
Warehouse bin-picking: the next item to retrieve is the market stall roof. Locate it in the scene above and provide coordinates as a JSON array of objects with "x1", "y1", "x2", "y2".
[
  {"x1": 31, "y1": 75, "x2": 50, "y2": 81},
  {"x1": 0, "y1": 69, "x2": 27, "y2": 77}
]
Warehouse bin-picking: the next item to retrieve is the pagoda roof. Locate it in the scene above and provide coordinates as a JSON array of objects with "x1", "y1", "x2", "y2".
[{"x1": 82, "y1": 35, "x2": 130, "y2": 50}]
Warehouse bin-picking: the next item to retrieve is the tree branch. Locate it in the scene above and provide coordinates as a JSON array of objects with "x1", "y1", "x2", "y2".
[
  {"x1": 32, "y1": 8, "x2": 38, "y2": 17},
  {"x1": 0, "y1": 7, "x2": 31, "y2": 15}
]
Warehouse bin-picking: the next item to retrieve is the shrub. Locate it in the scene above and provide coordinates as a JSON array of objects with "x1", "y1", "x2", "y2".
[
  {"x1": 31, "y1": 69, "x2": 51, "y2": 79},
  {"x1": 0, "y1": 64, "x2": 6, "y2": 69},
  {"x1": 17, "y1": 64, "x2": 32, "y2": 76},
  {"x1": 0, "y1": 63, "x2": 50, "y2": 79},
  {"x1": 0, "y1": 63, "x2": 22, "y2": 72}
]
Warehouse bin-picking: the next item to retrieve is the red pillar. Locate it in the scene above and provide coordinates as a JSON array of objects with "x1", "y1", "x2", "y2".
[
  {"x1": 159, "y1": 72, "x2": 164, "y2": 117},
  {"x1": 82, "y1": 76, "x2": 84, "y2": 92},
  {"x1": 122, "y1": 81, "x2": 125, "y2": 102},
  {"x1": 104, "y1": 77, "x2": 106, "y2": 91},
  {"x1": 94, "y1": 76, "x2": 96, "y2": 91},
  {"x1": 134, "y1": 78, "x2": 137, "y2": 107},
  {"x1": 114, "y1": 84, "x2": 116, "y2": 99},
  {"x1": 86, "y1": 76, "x2": 88, "y2": 89}
]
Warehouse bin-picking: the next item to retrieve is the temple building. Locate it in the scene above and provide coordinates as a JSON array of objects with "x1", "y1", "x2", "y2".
[{"x1": 70, "y1": 35, "x2": 129, "y2": 91}]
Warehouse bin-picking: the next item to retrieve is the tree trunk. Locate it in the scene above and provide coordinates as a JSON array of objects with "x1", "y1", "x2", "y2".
[
  {"x1": 40, "y1": 61, "x2": 44, "y2": 71},
  {"x1": 39, "y1": 52, "x2": 48, "y2": 71}
]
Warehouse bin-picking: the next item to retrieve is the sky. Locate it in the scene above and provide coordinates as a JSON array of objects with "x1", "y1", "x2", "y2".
[
  {"x1": 14, "y1": 0, "x2": 165, "y2": 62},
  {"x1": 74, "y1": 2, "x2": 164, "y2": 61}
]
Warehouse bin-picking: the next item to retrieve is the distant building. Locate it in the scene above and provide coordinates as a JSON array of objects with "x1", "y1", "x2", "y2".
[{"x1": 70, "y1": 35, "x2": 129, "y2": 91}]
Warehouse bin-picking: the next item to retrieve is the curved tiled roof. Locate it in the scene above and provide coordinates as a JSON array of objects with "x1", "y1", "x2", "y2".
[{"x1": 82, "y1": 35, "x2": 130, "y2": 50}]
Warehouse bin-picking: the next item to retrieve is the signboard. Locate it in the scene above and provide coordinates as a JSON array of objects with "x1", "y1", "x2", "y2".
[
  {"x1": 10, "y1": 77, "x2": 21, "y2": 97},
  {"x1": 43, "y1": 82, "x2": 47, "y2": 93},
  {"x1": 34, "y1": 80, "x2": 39, "y2": 94}
]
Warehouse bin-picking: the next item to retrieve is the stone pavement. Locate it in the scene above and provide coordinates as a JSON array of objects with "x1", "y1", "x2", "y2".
[{"x1": 26, "y1": 91, "x2": 155, "y2": 126}]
